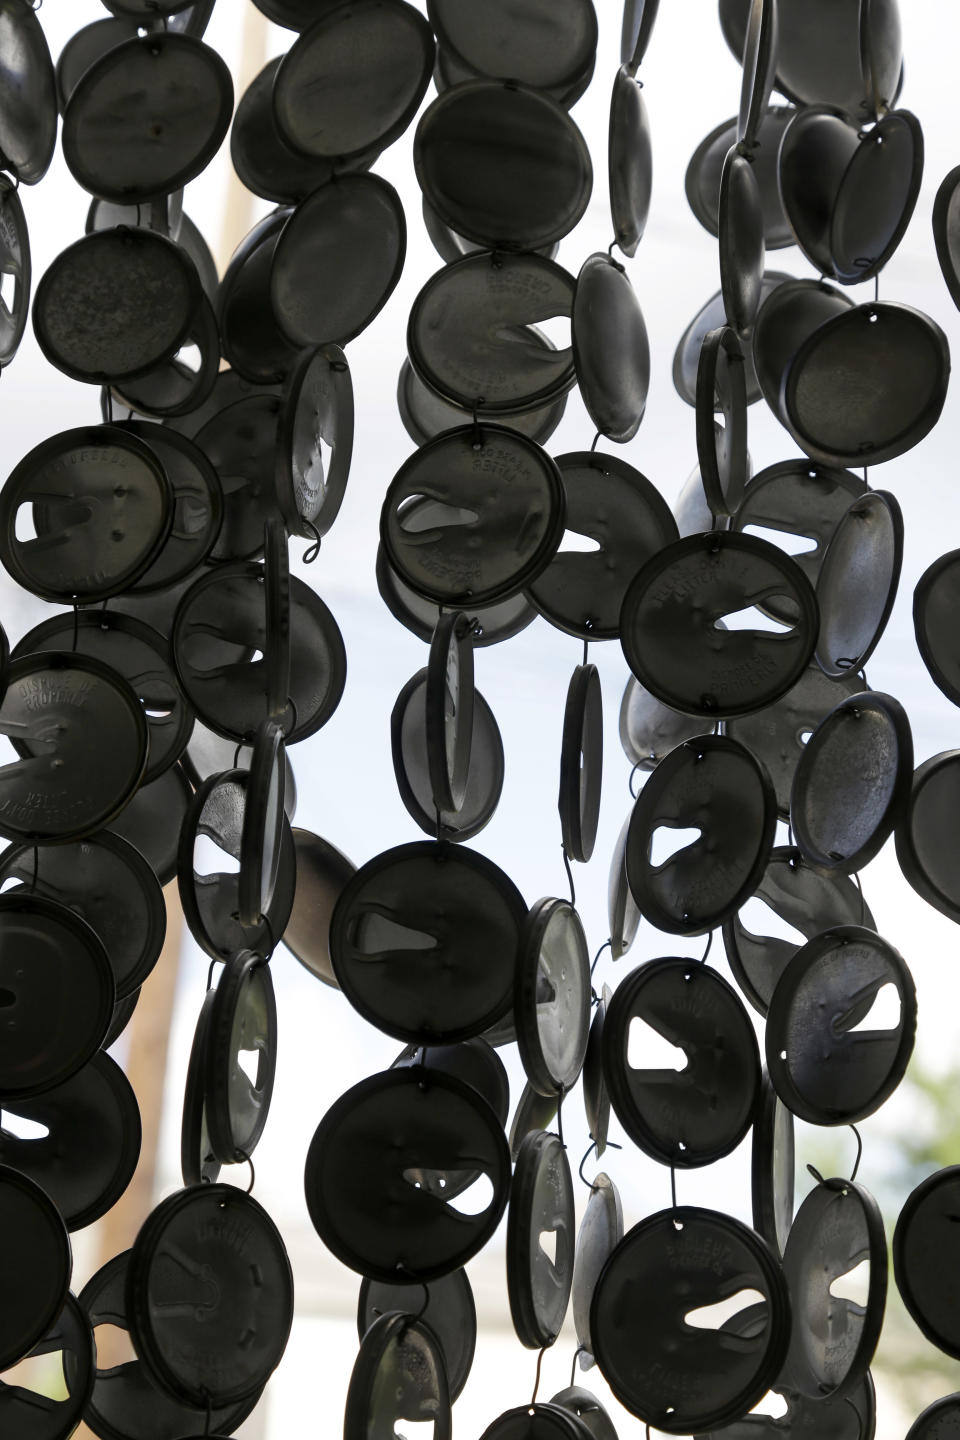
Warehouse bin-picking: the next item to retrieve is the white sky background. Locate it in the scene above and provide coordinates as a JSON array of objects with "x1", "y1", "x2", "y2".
[{"x1": 6, "y1": 1, "x2": 960, "y2": 1437}]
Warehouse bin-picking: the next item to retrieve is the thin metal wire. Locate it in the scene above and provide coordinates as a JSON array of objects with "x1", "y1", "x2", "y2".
[
  {"x1": 562, "y1": 846, "x2": 576, "y2": 907},
  {"x1": 849, "y1": 1124, "x2": 863, "y2": 1183},
  {"x1": 556, "y1": 1086, "x2": 566, "y2": 1149},
  {"x1": 629, "y1": 760, "x2": 644, "y2": 798},
  {"x1": 699, "y1": 929, "x2": 713, "y2": 964},
  {"x1": 205, "y1": 957, "x2": 220, "y2": 991},
  {"x1": 852, "y1": 871, "x2": 866, "y2": 925},
  {"x1": 570, "y1": 1345, "x2": 585, "y2": 1385},
  {"x1": 302, "y1": 518, "x2": 322, "y2": 565},
  {"x1": 579, "y1": 1140, "x2": 599, "y2": 1191},
  {"x1": 591, "y1": 939, "x2": 611, "y2": 979},
  {"x1": 72, "y1": 603, "x2": 79, "y2": 652},
  {"x1": 240, "y1": 1152, "x2": 255, "y2": 1194},
  {"x1": 670, "y1": 1166, "x2": 678, "y2": 1211},
  {"x1": 590, "y1": 431, "x2": 601, "y2": 453},
  {"x1": 530, "y1": 1344, "x2": 549, "y2": 1406}
]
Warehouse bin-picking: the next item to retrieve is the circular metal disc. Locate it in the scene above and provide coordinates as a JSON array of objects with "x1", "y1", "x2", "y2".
[
  {"x1": 618, "y1": 674, "x2": 711, "y2": 769},
  {"x1": 766, "y1": 924, "x2": 916, "y2": 1125},
  {"x1": 507, "y1": 1130, "x2": 575, "y2": 1348},
  {"x1": 414, "y1": 80, "x2": 592, "y2": 252},
  {"x1": 283, "y1": 826, "x2": 354, "y2": 987},
  {"x1": 719, "y1": 147, "x2": 765, "y2": 332},
  {"x1": 815, "y1": 489, "x2": 903, "y2": 677},
  {"x1": 572, "y1": 253, "x2": 650, "y2": 442},
  {"x1": 773, "y1": 0, "x2": 902, "y2": 119},
  {"x1": 61, "y1": 33, "x2": 233, "y2": 203},
  {"x1": 673, "y1": 271, "x2": 794, "y2": 406},
  {"x1": 278, "y1": 343, "x2": 353, "y2": 539},
  {"x1": 752, "y1": 277, "x2": 854, "y2": 415},
  {"x1": 217, "y1": 209, "x2": 302, "y2": 386},
  {"x1": 344, "y1": 1311, "x2": 451, "y2": 1440},
  {"x1": 620, "y1": 531, "x2": 819, "y2": 720},
  {"x1": 933, "y1": 163, "x2": 960, "y2": 313},
  {"x1": 428, "y1": 0, "x2": 597, "y2": 100},
  {"x1": 377, "y1": 541, "x2": 537, "y2": 647},
  {"x1": 516, "y1": 898, "x2": 591, "y2": 1096},
  {"x1": 0, "y1": 1166, "x2": 71, "y2": 1371},
  {"x1": 358, "y1": 1269, "x2": 477, "y2": 1403},
  {"x1": 591, "y1": 1206, "x2": 791, "y2": 1432},
  {"x1": 381, "y1": 424, "x2": 565, "y2": 608},
  {"x1": 0, "y1": 175, "x2": 30, "y2": 366},
  {"x1": 0, "y1": 0, "x2": 57, "y2": 184},
  {"x1": 397, "y1": 354, "x2": 566, "y2": 450},
  {"x1": 609, "y1": 66, "x2": 651, "y2": 257},
  {"x1": 896, "y1": 751, "x2": 960, "y2": 923},
  {"x1": 895, "y1": 1167, "x2": 960, "y2": 1362},
  {"x1": 915, "y1": 548, "x2": 960, "y2": 706},
  {"x1": 686, "y1": 107, "x2": 795, "y2": 248},
  {"x1": 330, "y1": 840, "x2": 526, "y2": 1044},
  {"x1": 907, "y1": 1394, "x2": 960, "y2": 1440},
  {"x1": 790, "y1": 689, "x2": 912, "y2": 872},
  {"x1": 204, "y1": 950, "x2": 277, "y2": 1164},
  {"x1": 571, "y1": 1172, "x2": 622, "y2": 1365},
  {"x1": 304, "y1": 1065, "x2": 511, "y2": 1282},
  {"x1": 230, "y1": 57, "x2": 336, "y2": 204}
]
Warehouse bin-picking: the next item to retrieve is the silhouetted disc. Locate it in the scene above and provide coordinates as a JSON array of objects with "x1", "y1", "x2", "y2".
[
  {"x1": 0, "y1": 425, "x2": 172, "y2": 603},
  {"x1": 626, "y1": 734, "x2": 776, "y2": 936},
  {"x1": 686, "y1": 108, "x2": 795, "y2": 248},
  {"x1": 0, "y1": 1052, "x2": 140, "y2": 1231},
  {"x1": 283, "y1": 829, "x2": 355, "y2": 984},
  {"x1": 676, "y1": 449, "x2": 745, "y2": 536},
  {"x1": 896, "y1": 752, "x2": 960, "y2": 922},
  {"x1": 559, "y1": 664, "x2": 603, "y2": 863},
  {"x1": 734, "y1": 458, "x2": 866, "y2": 621},
  {"x1": 781, "y1": 1178, "x2": 886, "y2": 1399},
  {"x1": 767, "y1": 925, "x2": 916, "y2": 1125},
  {"x1": 603, "y1": 956, "x2": 760, "y2": 1165},
  {"x1": 181, "y1": 987, "x2": 220, "y2": 1187},
  {"x1": 104, "y1": 986, "x2": 140, "y2": 1050},
  {"x1": 0, "y1": 832, "x2": 165, "y2": 1001},
  {"x1": 0, "y1": 0, "x2": 56, "y2": 184},
  {"x1": 816, "y1": 489, "x2": 902, "y2": 678},
  {"x1": 217, "y1": 210, "x2": 301, "y2": 386},
  {"x1": 0, "y1": 175, "x2": 29, "y2": 367},
  {"x1": 619, "y1": 675, "x2": 711, "y2": 769},
  {"x1": 415, "y1": 81, "x2": 591, "y2": 252},
  {"x1": 34, "y1": 228, "x2": 202, "y2": 385},
  {"x1": 14, "y1": 610, "x2": 192, "y2": 784},
  {"x1": 609, "y1": 66, "x2": 651, "y2": 257},
  {"x1": 783, "y1": 302, "x2": 950, "y2": 468},
  {"x1": 120, "y1": 423, "x2": 223, "y2": 590},
  {"x1": 78, "y1": 1250, "x2": 257, "y2": 1440},
  {"x1": 377, "y1": 542, "x2": 537, "y2": 647},
  {"x1": 773, "y1": 0, "x2": 902, "y2": 119},
  {"x1": 168, "y1": 367, "x2": 282, "y2": 443},
  {"x1": 128, "y1": 1184, "x2": 293, "y2": 1406},
  {"x1": 751, "y1": 1071, "x2": 794, "y2": 1257},
  {"x1": 620, "y1": 531, "x2": 819, "y2": 719},
  {"x1": 0, "y1": 1166, "x2": 71, "y2": 1370},
  {"x1": 274, "y1": 0, "x2": 433, "y2": 161},
  {"x1": 84, "y1": 186, "x2": 184, "y2": 242},
  {"x1": 0, "y1": 653, "x2": 148, "y2": 842},
  {"x1": 508, "y1": 1131, "x2": 575, "y2": 1348},
  {"x1": 915, "y1": 549, "x2": 960, "y2": 705},
  {"x1": 582, "y1": 985, "x2": 611, "y2": 1156},
  {"x1": 271, "y1": 175, "x2": 406, "y2": 347},
  {"x1": 737, "y1": 0, "x2": 778, "y2": 148},
  {"x1": 696, "y1": 327, "x2": 748, "y2": 518},
  {"x1": 204, "y1": 950, "x2": 277, "y2": 1164},
  {"x1": 719, "y1": 147, "x2": 765, "y2": 332},
  {"x1": 345, "y1": 1311, "x2": 451, "y2": 1440},
  {"x1": 238, "y1": 720, "x2": 286, "y2": 926},
  {"x1": 933, "y1": 165, "x2": 960, "y2": 313},
  {"x1": 392, "y1": 669, "x2": 504, "y2": 842},
  {"x1": 673, "y1": 271, "x2": 793, "y2": 406},
  {"x1": 0, "y1": 892, "x2": 114, "y2": 1098},
  {"x1": 608, "y1": 816, "x2": 640, "y2": 961},
  {"x1": 727, "y1": 665, "x2": 862, "y2": 816},
  {"x1": 509, "y1": 1080, "x2": 558, "y2": 1161},
  {"x1": 426, "y1": 611, "x2": 475, "y2": 813},
  {"x1": 779, "y1": 106, "x2": 922, "y2": 285},
  {"x1": 895, "y1": 1168, "x2": 960, "y2": 1361},
  {"x1": 231, "y1": 57, "x2": 335, "y2": 204},
  {"x1": 331, "y1": 840, "x2": 525, "y2": 1043},
  {"x1": 194, "y1": 396, "x2": 283, "y2": 564},
  {"x1": 723, "y1": 846, "x2": 873, "y2": 1017},
  {"x1": 592, "y1": 1207, "x2": 790, "y2": 1431},
  {"x1": 392, "y1": 1038, "x2": 510, "y2": 1130},
  {"x1": 278, "y1": 344, "x2": 353, "y2": 539},
  {"x1": 382, "y1": 424, "x2": 565, "y2": 607},
  {"x1": 397, "y1": 356, "x2": 566, "y2": 449},
  {"x1": 572, "y1": 253, "x2": 649, "y2": 442},
  {"x1": 791, "y1": 690, "x2": 912, "y2": 872},
  {"x1": 305, "y1": 1065, "x2": 511, "y2": 1281},
  {"x1": 173, "y1": 562, "x2": 346, "y2": 742},
  {"x1": 107, "y1": 764, "x2": 192, "y2": 886},
  {"x1": 428, "y1": 0, "x2": 596, "y2": 100},
  {"x1": 621, "y1": 0, "x2": 659, "y2": 68},
  {"x1": 906, "y1": 1395, "x2": 960, "y2": 1440},
  {"x1": 407, "y1": 251, "x2": 577, "y2": 415},
  {"x1": 61, "y1": 33, "x2": 233, "y2": 203},
  {"x1": 178, "y1": 767, "x2": 296, "y2": 961},
  {"x1": 0, "y1": 1291, "x2": 95, "y2": 1440},
  {"x1": 572, "y1": 1172, "x2": 622, "y2": 1367},
  {"x1": 695, "y1": 1353, "x2": 876, "y2": 1440},
  {"x1": 516, "y1": 899, "x2": 590, "y2": 1097},
  {"x1": 358, "y1": 1270, "x2": 476, "y2": 1402},
  {"x1": 752, "y1": 278, "x2": 854, "y2": 415},
  {"x1": 57, "y1": 18, "x2": 139, "y2": 113}
]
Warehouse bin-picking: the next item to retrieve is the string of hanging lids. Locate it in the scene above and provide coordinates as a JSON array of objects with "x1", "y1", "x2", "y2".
[{"x1": 0, "y1": 0, "x2": 959, "y2": 1437}]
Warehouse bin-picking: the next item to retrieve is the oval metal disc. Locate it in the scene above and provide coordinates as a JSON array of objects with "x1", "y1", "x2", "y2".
[
  {"x1": 608, "y1": 815, "x2": 640, "y2": 961},
  {"x1": 582, "y1": 985, "x2": 612, "y2": 1157},
  {"x1": 397, "y1": 353, "x2": 567, "y2": 450},
  {"x1": 0, "y1": 176, "x2": 30, "y2": 366},
  {"x1": 815, "y1": 489, "x2": 903, "y2": 678},
  {"x1": 620, "y1": 531, "x2": 819, "y2": 720},
  {"x1": 766, "y1": 924, "x2": 917, "y2": 1125},
  {"x1": 773, "y1": 0, "x2": 902, "y2": 119},
  {"x1": 780, "y1": 1178, "x2": 887, "y2": 1400},
  {"x1": 609, "y1": 65, "x2": 651, "y2": 257},
  {"x1": 696, "y1": 326, "x2": 748, "y2": 518},
  {"x1": 914, "y1": 548, "x2": 960, "y2": 706},
  {"x1": 377, "y1": 541, "x2": 537, "y2": 648},
  {"x1": 278, "y1": 343, "x2": 353, "y2": 539},
  {"x1": 358, "y1": 1268, "x2": 476, "y2": 1403},
  {"x1": 414, "y1": 80, "x2": 592, "y2": 252},
  {"x1": 230, "y1": 56, "x2": 337, "y2": 205},
  {"x1": 895, "y1": 1167, "x2": 960, "y2": 1362},
  {"x1": 572, "y1": 253, "x2": 649, "y2": 442},
  {"x1": 790, "y1": 689, "x2": 912, "y2": 872},
  {"x1": 0, "y1": 1166, "x2": 71, "y2": 1371},
  {"x1": 751, "y1": 1070, "x2": 795, "y2": 1258},
  {"x1": 507, "y1": 1130, "x2": 575, "y2": 1348},
  {"x1": 0, "y1": 0, "x2": 57, "y2": 184},
  {"x1": 283, "y1": 827, "x2": 354, "y2": 987},
  {"x1": 591, "y1": 1206, "x2": 791, "y2": 1432},
  {"x1": 571, "y1": 1173, "x2": 623, "y2": 1368},
  {"x1": 426, "y1": 611, "x2": 475, "y2": 814},
  {"x1": 344, "y1": 1311, "x2": 451, "y2": 1440},
  {"x1": 686, "y1": 107, "x2": 795, "y2": 248},
  {"x1": 673, "y1": 271, "x2": 794, "y2": 406},
  {"x1": 933, "y1": 163, "x2": 960, "y2": 313},
  {"x1": 217, "y1": 209, "x2": 302, "y2": 385},
  {"x1": 602, "y1": 956, "x2": 761, "y2": 1166},
  {"x1": 428, "y1": 0, "x2": 597, "y2": 102},
  {"x1": 896, "y1": 751, "x2": 960, "y2": 923},
  {"x1": 752, "y1": 277, "x2": 854, "y2": 415},
  {"x1": 906, "y1": 1394, "x2": 960, "y2": 1440},
  {"x1": 204, "y1": 950, "x2": 277, "y2": 1164},
  {"x1": 559, "y1": 664, "x2": 603, "y2": 864},
  {"x1": 719, "y1": 147, "x2": 765, "y2": 332},
  {"x1": 619, "y1": 675, "x2": 711, "y2": 770},
  {"x1": 516, "y1": 898, "x2": 591, "y2": 1097}
]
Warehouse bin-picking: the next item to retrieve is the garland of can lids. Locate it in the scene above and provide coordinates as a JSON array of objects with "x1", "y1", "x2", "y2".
[{"x1": 0, "y1": 0, "x2": 959, "y2": 1437}]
